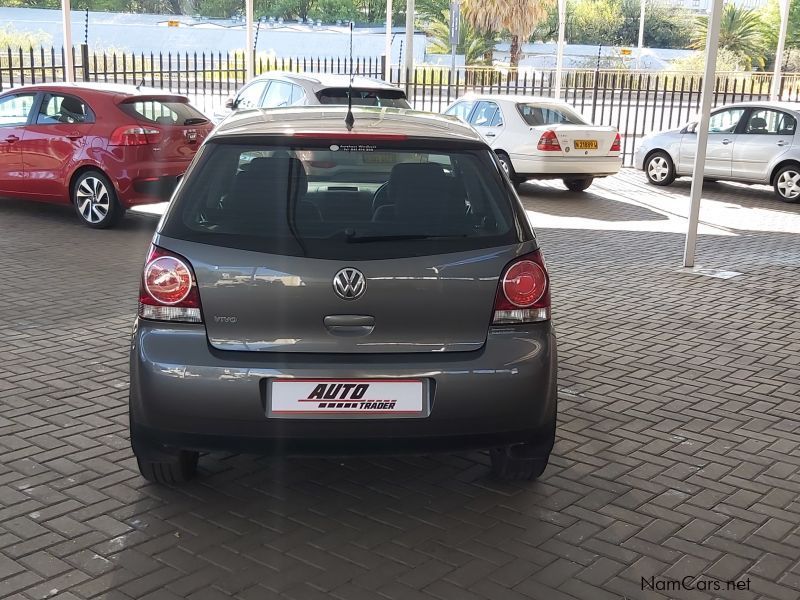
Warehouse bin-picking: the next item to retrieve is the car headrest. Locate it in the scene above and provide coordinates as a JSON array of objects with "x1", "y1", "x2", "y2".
[
  {"x1": 228, "y1": 156, "x2": 308, "y2": 213},
  {"x1": 388, "y1": 162, "x2": 464, "y2": 222},
  {"x1": 59, "y1": 96, "x2": 85, "y2": 118},
  {"x1": 749, "y1": 117, "x2": 767, "y2": 130}
]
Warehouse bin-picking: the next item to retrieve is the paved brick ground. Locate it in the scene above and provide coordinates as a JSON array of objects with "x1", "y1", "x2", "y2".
[{"x1": 1, "y1": 170, "x2": 799, "y2": 600}]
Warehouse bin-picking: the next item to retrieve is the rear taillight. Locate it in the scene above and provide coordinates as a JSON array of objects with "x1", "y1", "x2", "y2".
[
  {"x1": 610, "y1": 133, "x2": 621, "y2": 152},
  {"x1": 536, "y1": 130, "x2": 561, "y2": 152},
  {"x1": 109, "y1": 126, "x2": 162, "y2": 146},
  {"x1": 492, "y1": 250, "x2": 550, "y2": 324},
  {"x1": 138, "y1": 246, "x2": 202, "y2": 323}
]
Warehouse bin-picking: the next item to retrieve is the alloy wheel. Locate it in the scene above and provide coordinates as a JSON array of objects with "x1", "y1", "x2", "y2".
[
  {"x1": 777, "y1": 169, "x2": 800, "y2": 199},
  {"x1": 647, "y1": 156, "x2": 669, "y2": 183},
  {"x1": 76, "y1": 176, "x2": 111, "y2": 224}
]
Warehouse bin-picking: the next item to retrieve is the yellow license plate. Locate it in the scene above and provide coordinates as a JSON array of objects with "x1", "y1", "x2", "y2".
[
  {"x1": 574, "y1": 140, "x2": 598, "y2": 150},
  {"x1": 363, "y1": 153, "x2": 397, "y2": 164}
]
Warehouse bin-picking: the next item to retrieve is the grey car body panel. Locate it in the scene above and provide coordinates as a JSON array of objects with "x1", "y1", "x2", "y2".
[
  {"x1": 155, "y1": 234, "x2": 536, "y2": 353},
  {"x1": 130, "y1": 319, "x2": 557, "y2": 443}
]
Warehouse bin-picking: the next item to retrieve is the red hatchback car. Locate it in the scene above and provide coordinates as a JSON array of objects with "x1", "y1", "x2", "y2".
[{"x1": 0, "y1": 83, "x2": 212, "y2": 228}]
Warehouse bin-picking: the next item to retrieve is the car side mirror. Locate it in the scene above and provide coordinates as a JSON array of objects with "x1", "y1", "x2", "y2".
[{"x1": 225, "y1": 97, "x2": 236, "y2": 110}]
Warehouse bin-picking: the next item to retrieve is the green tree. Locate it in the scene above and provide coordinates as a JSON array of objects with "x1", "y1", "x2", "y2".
[
  {"x1": 0, "y1": 24, "x2": 51, "y2": 47},
  {"x1": 759, "y1": 0, "x2": 800, "y2": 67},
  {"x1": 691, "y1": 3, "x2": 766, "y2": 69},
  {"x1": 568, "y1": 0, "x2": 623, "y2": 45},
  {"x1": 463, "y1": 0, "x2": 555, "y2": 67},
  {"x1": 426, "y1": 9, "x2": 497, "y2": 65},
  {"x1": 671, "y1": 46, "x2": 747, "y2": 71},
  {"x1": 618, "y1": 0, "x2": 692, "y2": 48}
]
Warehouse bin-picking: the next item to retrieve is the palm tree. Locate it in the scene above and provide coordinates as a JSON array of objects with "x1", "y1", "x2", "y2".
[
  {"x1": 691, "y1": 3, "x2": 766, "y2": 69},
  {"x1": 462, "y1": 0, "x2": 555, "y2": 68},
  {"x1": 426, "y1": 10, "x2": 498, "y2": 65}
]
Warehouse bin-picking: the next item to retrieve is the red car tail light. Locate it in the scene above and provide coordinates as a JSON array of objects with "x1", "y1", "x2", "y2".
[
  {"x1": 492, "y1": 250, "x2": 551, "y2": 324},
  {"x1": 138, "y1": 246, "x2": 202, "y2": 323},
  {"x1": 536, "y1": 130, "x2": 561, "y2": 151},
  {"x1": 610, "y1": 133, "x2": 621, "y2": 152},
  {"x1": 109, "y1": 126, "x2": 162, "y2": 146}
]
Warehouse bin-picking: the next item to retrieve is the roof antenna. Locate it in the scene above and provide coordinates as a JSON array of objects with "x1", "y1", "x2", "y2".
[
  {"x1": 135, "y1": 78, "x2": 144, "y2": 91},
  {"x1": 345, "y1": 20, "x2": 355, "y2": 131}
]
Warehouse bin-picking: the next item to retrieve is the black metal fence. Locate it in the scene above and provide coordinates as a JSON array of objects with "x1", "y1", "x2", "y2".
[{"x1": 3, "y1": 45, "x2": 800, "y2": 165}]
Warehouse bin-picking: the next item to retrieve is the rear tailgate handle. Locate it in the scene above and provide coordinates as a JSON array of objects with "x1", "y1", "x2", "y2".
[
  {"x1": 324, "y1": 315, "x2": 375, "y2": 337},
  {"x1": 66, "y1": 132, "x2": 83, "y2": 140}
]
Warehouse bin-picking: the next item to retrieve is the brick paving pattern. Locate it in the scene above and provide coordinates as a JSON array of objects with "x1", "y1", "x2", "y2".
[{"x1": 1, "y1": 170, "x2": 799, "y2": 600}]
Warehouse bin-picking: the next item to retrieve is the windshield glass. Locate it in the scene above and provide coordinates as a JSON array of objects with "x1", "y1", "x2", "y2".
[
  {"x1": 316, "y1": 88, "x2": 410, "y2": 108},
  {"x1": 517, "y1": 103, "x2": 588, "y2": 126},
  {"x1": 161, "y1": 141, "x2": 520, "y2": 260}
]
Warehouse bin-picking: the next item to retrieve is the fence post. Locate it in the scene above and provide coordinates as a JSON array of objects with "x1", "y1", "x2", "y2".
[
  {"x1": 380, "y1": 54, "x2": 386, "y2": 81},
  {"x1": 80, "y1": 43, "x2": 89, "y2": 81}
]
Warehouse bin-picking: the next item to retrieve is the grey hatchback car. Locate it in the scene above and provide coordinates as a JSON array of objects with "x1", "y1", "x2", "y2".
[{"x1": 129, "y1": 106, "x2": 558, "y2": 483}]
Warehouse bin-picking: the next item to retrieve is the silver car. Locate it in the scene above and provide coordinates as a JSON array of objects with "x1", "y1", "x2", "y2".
[
  {"x1": 635, "y1": 102, "x2": 800, "y2": 202},
  {"x1": 211, "y1": 72, "x2": 411, "y2": 125},
  {"x1": 129, "y1": 106, "x2": 557, "y2": 484}
]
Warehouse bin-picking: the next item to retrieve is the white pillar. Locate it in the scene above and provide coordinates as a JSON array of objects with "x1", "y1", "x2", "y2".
[
  {"x1": 61, "y1": 0, "x2": 74, "y2": 82},
  {"x1": 636, "y1": 0, "x2": 646, "y2": 70},
  {"x1": 385, "y1": 0, "x2": 393, "y2": 81},
  {"x1": 245, "y1": 0, "x2": 254, "y2": 78},
  {"x1": 683, "y1": 0, "x2": 724, "y2": 267},
  {"x1": 770, "y1": 0, "x2": 790, "y2": 100},
  {"x1": 554, "y1": 0, "x2": 566, "y2": 98},
  {"x1": 404, "y1": 0, "x2": 415, "y2": 79}
]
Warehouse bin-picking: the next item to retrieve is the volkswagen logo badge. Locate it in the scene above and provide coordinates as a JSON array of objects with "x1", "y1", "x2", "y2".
[{"x1": 333, "y1": 268, "x2": 366, "y2": 300}]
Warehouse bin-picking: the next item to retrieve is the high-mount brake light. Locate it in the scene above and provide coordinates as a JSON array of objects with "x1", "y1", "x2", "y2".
[
  {"x1": 138, "y1": 246, "x2": 202, "y2": 323},
  {"x1": 292, "y1": 132, "x2": 408, "y2": 141},
  {"x1": 536, "y1": 130, "x2": 561, "y2": 151},
  {"x1": 492, "y1": 250, "x2": 551, "y2": 324}
]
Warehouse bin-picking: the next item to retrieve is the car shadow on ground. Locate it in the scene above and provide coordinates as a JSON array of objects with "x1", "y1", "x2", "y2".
[
  {"x1": 669, "y1": 178, "x2": 800, "y2": 214},
  {"x1": 0, "y1": 197, "x2": 162, "y2": 233},
  {"x1": 517, "y1": 182, "x2": 670, "y2": 223}
]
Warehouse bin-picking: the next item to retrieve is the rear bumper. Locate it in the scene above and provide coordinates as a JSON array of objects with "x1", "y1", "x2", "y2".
[
  {"x1": 129, "y1": 319, "x2": 558, "y2": 454},
  {"x1": 511, "y1": 154, "x2": 621, "y2": 177}
]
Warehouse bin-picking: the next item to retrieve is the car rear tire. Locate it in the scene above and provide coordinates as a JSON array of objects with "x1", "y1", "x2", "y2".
[
  {"x1": 644, "y1": 151, "x2": 676, "y2": 186},
  {"x1": 130, "y1": 407, "x2": 199, "y2": 484},
  {"x1": 490, "y1": 446, "x2": 549, "y2": 481},
  {"x1": 563, "y1": 177, "x2": 594, "y2": 192},
  {"x1": 773, "y1": 165, "x2": 800, "y2": 203},
  {"x1": 496, "y1": 152, "x2": 525, "y2": 190},
  {"x1": 72, "y1": 170, "x2": 125, "y2": 228}
]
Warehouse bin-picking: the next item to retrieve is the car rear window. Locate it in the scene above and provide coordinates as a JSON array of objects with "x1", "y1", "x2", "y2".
[
  {"x1": 161, "y1": 140, "x2": 522, "y2": 260},
  {"x1": 316, "y1": 88, "x2": 410, "y2": 109},
  {"x1": 119, "y1": 98, "x2": 208, "y2": 126},
  {"x1": 517, "y1": 103, "x2": 587, "y2": 126}
]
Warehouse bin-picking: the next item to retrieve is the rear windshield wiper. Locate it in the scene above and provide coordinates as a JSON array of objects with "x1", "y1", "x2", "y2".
[
  {"x1": 184, "y1": 117, "x2": 208, "y2": 125},
  {"x1": 346, "y1": 233, "x2": 468, "y2": 243}
]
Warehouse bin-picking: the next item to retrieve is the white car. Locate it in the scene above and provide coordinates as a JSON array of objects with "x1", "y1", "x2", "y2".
[
  {"x1": 443, "y1": 94, "x2": 621, "y2": 192},
  {"x1": 635, "y1": 101, "x2": 800, "y2": 203}
]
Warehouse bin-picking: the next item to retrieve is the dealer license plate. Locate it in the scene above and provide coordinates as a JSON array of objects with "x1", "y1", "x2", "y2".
[{"x1": 268, "y1": 379, "x2": 426, "y2": 419}]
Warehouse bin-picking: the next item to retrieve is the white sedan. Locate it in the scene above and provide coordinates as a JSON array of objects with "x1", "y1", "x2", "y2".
[{"x1": 443, "y1": 94, "x2": 621, "y2": 192}]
